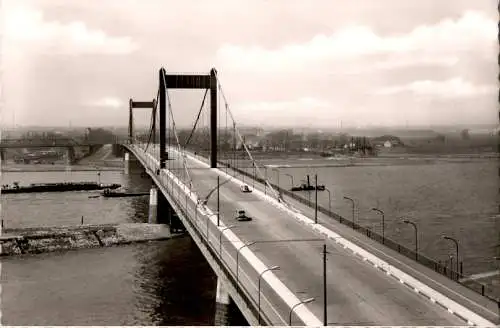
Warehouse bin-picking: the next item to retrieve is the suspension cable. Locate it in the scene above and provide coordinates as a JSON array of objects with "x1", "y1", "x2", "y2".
[
  {"x1": 215, "y1": 72, "x2": 281, "y2": 201},
  {"x1": 144, "y1": 87, "x2": 160, "y2": 152},
  {"x1": 185, "y1": 88, "x2": 208, "y2": 147},
  {"x1": 161, "y1": 70, "x2": 196, "y2": 193}
]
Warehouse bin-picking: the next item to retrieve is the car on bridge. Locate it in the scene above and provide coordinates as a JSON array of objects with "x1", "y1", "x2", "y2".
[
  {"x1": 236, "y1": 210, "x2": 252, "y2": 222},
  {"x1": 240, "y1": 184, "x2": 252, "y2": 193}
]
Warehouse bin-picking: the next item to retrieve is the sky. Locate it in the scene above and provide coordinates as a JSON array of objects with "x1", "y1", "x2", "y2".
[{"x1": 1, "y1": 0, "x2": 498, "y2": 129}]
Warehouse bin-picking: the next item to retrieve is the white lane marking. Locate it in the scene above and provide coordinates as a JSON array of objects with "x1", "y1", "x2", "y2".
[
  {"x1": 172, "y1": 147, "x2": 497, "y2": 326},
  {"x1": 133, "y1": 146, "x2": 321, "y2": 326},
  {"x1": 145, "y1": 152, "x2": 286, "y2": 325},
  {"x1": 142, "y1": 146, "x2": 497, "y2": 326}
]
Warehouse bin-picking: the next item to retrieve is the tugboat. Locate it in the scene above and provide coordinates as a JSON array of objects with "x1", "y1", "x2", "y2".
[
  {"x1": 101, "y1": 188, "x2": 149, "y2": 198},
  {"x1": 290, "y1": 175, "x2": 326, "y2": 191}
]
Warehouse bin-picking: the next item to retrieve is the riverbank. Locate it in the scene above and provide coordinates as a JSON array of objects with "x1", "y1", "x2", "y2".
[
  {"x1": 1, "y1": 163, "x2": 123, "y2": 172},
  {"x1": 229, "y1": 154, "x2": 497, "y2": 169},
  {"x1": 0, "y1": 223, "x2": 182, "y2": 256}
]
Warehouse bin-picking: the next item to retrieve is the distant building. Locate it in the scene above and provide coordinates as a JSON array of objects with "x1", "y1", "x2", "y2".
[
  {"x1": 371, "y1": 135, "x2": 403, "y2": 147},
  {"x1": 237, "y1": 134, "x2": 263, "y2": 150}
]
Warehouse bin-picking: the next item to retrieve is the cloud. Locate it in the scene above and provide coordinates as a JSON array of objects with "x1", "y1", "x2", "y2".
[
  {"x1": 374, "y1": 56, "x2": 460, "y2": 69},
  {"x1": 371, "y1": 77, "x2": 497, "y2": 98},
  {"x1": 4, "y1": 5, "x2": 139, "y2": 55},
  {"x1": 233, "y1": 97, "x2": 333, "y2": 125},
  {"x1": 216, "y1": 10, "x2": 496, "y2": 73},
  {"x1": 237, "y1": 97, "x2": 330, "y2": 112},
  {"x1": 88, "y1": 97, "x2": 123, "y2": 109}
]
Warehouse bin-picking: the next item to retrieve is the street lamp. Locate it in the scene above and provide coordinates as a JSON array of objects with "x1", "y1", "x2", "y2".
[
  {"x1": 236, "y1": 241, "x2": 256, "y2": 290},
  {"x1": 285, "y1": 173, "x2": 294, "y2": 188},
  {"x1": 442, "y1": 235, "x2": 459, "y2": 275},
  {"x1": 258, "y1": 265, "x2": 280, "y2": 324},
  {"x1": 272, "y1": 168, "x2": 280, "y2": 189},
  {"x1": 217, "y1": 175, "x2": 220, "y2": 226},
  {"x1": 252, "y1": 162, "x2": 256, "y2": 189},
  {"x1": 401, "y1": 217, "x2": 418, "y2": 260},
  {"x1": 448, "y1": 255, "x2": 454, "y2": 280},
  {"x1": 371, "y1": 208, "x2": 385, "y2": 244},
  {"x1": 322, "y1": 244, "x2": 329, "y2": 326},
  {"x1": 314, "y1": 174, "x2": 318, "y2": 223},
  {"x1": 343, "y1": 196, "x2": 355, "y2": 227},
  {"x1": 219, "y1": 225, "x2": 236, "y2": 256},
  {"x1": 289, "y1": 297, "x2": 315, "y2": 325},
  {"x1": 325, "y1": 187, "x2": 332, "y2": 213},
  {"x1": 264, "y1": 167, "x2": 268, "y2": 195}
]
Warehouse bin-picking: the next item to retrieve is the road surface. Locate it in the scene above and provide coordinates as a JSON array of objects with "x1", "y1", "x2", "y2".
[{"x1": 138, "y1": 144, "x2": 464, "y2": 326}]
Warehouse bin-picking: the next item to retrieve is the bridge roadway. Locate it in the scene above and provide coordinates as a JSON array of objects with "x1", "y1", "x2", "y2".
[
  {"x1": 186, "y1": 149, "x2": 500, "y2": 325},
  {"x1": 135, "y1": 144, "x2": 466, "y2": 326}
]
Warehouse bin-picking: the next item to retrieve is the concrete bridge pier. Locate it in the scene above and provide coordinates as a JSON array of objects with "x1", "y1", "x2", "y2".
[
  {"x1": 65, "y1": 147, "x2": 75, "y2": 165},
  {"x1": 214, "y1": 278, "x2": 232, "y2": 325},
  {"x1": 148, "y1": 186, "x2": 158, "y2": 224},
  {"x1": 124, "y1": 152, "x2": 130, "y2": 174},
  {"x1": 214, "y1": 278, "x2": 246, "y2": 326}
]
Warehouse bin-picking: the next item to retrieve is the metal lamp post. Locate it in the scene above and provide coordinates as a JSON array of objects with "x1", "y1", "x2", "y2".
[
  {"x1": 285, "y1": 173, "x2": 294, "y2": 188},
  {"x1": 219, "y1": 225, "x2": 236, "y2": 256},
  {"x1": 371, "y1": 208, "x2": 385, "y2": 244},
  {"x1": 236, "y1": 241, "x2": 256, "y2": 290},
  {"x1": 401, "y1": 217, "x2": 418, "y2": 260},
  {"x1": 217, "y1": 175, "x2": 220, "y2": 226},
  {"x1": 264, "y1": 167, "x2": 268, "y2": 195},
  {"x1": 289, "y1": 297, "x2": 315, "y2": 325},
  {"x1": 343, "y1": 196, "x2": 355, "y2": 227},
  {"x1": 314, "y1": 174, "x2": 318, "y2": 223},
  {"x1": 325, "y1": 187, "x2": 332, "y2": 213},
  {"x1": 252, "y1": 162, "x2": 256, "y2": 189},
  {"x1": 272, "y1": 168, "x2": 280, "y2": 189},
  {"x1": 442, "y1": 235, "x2": 459, "y2": 276},
  {"x1": 258, "y1": 265, "x2": 280, "y2": 324}
]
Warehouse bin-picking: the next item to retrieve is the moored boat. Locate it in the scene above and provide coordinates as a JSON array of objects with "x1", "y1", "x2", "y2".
[
  {"x1": 101, "y1": 189, "x2": 149, "y2": 198},
  {"x1": 2, "y1": 181, "x2": 121, "y2": 194},
  {"x1": 290, "y1": 175, "x2": 326, "y2": 191}
]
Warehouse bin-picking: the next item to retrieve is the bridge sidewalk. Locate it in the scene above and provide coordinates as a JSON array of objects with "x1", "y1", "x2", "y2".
[
  {"x1": 160, "y1": 148, "x2": 463, "y2": 325},
  {"x1": 222, "y1": 160, "x2": 500, "y2": 324},
  {"x1": 183, "y1": 149, "x2": 499, "y2": 324}
]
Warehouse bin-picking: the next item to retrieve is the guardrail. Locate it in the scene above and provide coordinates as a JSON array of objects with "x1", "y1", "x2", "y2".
[
  {"x1": 211, "y1": 160, "x2": 498, "y2": 304},
  {"x1": 125, "y1": 143, "x2": 322, "y2": 326},
  {"x1": 162, "y1": 145, "x2": 497, "y2": 326}
]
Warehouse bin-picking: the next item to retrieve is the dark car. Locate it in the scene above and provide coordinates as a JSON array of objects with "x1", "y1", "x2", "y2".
[
  {"x1": 240, "y1": 185, "x2": 252, "y2": 193},
  {"x1": 236, "y1": 210, "x2": 252, "y2": 221}
]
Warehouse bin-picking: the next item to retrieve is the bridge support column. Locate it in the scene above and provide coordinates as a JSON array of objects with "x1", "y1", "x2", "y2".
[
  {"x1": 214, "y1": 278, "x2": 231, "y2": 326},
  {"x1": 148, "y1": 186, "x2": 158, "y2": 224},
  {"x1": 65, "y1": 147, "x2": 75, "y2": 165},
  {"x1": 124, "y1": 152, "x2": 130, "y2": 174}
]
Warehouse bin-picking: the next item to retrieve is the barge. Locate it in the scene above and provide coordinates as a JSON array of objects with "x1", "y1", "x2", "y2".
[
  {"x1": 101, "y1": 189, "x2": 149, "y2": 198},
  {"x1": 2, "y1": 181, "x2": 121, "y2": 194}
]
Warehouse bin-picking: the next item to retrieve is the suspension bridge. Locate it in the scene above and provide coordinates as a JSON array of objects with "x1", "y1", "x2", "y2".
[{"x1": 122, "y1": 68, "x2": 498, "y2": 326}]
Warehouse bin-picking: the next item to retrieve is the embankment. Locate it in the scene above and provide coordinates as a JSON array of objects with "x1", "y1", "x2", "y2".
[{"x1": 0, "y1": 223, "x2": 181, "y2": 256}]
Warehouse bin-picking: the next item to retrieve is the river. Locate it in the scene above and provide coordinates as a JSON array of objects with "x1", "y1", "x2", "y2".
[
  {"x1": 1, "y1": 162, "x2": 219, "y2": 325},
  {"x1": 1, "y1": 157, "x2": 498, "y2": 324}
]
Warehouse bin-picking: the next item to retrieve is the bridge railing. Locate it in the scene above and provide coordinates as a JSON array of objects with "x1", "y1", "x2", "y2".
[
  {"x1": 127, "y1": 144, "x2": 320, "y2": 326},
  {"x1": 197, "y1": 156, "x2": 499, "y2": 304}
]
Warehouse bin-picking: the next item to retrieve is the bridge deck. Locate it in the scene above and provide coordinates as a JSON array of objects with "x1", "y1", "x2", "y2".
[
  {"x1": 134, "y1": 144, "x2": 474, "y2": 325},
  {"x1": 189, "y1": 150, "x2": 500, "y2": 324}
]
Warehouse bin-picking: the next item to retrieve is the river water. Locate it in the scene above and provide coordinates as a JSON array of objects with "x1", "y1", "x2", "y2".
[
  {"x1": 1, "y1": 162, "x2": 219, "y2": 326},
  {"x1": 1, "y1": 157, "x2": 499, "y2": 325}
]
